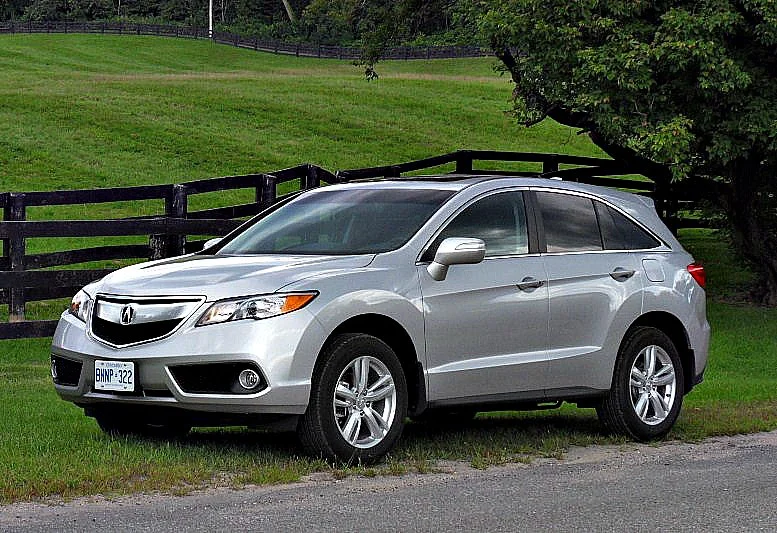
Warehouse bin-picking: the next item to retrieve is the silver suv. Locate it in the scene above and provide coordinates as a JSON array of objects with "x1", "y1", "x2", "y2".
[{"x1": 52, "y1": 176, "x2": 710, "y2": 462}]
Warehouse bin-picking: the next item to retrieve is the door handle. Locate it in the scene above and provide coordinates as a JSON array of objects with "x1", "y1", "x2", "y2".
[
  {"x1": 609, "y1": 268, "x2": 636, "y2": 281},
  {"x1": 517, "y1": 277, "x2": 545, "y2": 291}
]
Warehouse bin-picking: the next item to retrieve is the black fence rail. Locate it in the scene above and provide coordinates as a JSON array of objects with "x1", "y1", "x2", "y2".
[
  {"x1": 0, "y1": 150, "x2": 703, "y2": 340},
  {"x1": 0, "y1": 21, "x2": 489, "y2": 60},
  {"x1": 0, "y1": 163, "x2": 335, "y2": 339},
  {"x1": 336, "y1": 149, "x2": 702, "y2": 231}
]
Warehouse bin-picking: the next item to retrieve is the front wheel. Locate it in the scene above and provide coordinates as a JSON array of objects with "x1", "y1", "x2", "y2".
[
  {"x1": 298, "y1": 334, "x2": 408, "y2": 464},
  {"x1": 597, "y1": 327, "x2": 684, "y2": 441}
]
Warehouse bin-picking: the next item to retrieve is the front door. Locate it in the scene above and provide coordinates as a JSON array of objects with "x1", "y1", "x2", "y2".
[{"x1": 419, "y1": 190, "x2": 549, "y2": 403}]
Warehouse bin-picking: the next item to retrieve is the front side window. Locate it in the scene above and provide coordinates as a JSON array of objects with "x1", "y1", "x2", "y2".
[
  {"x1": 219, "y1": 188, "x2": 454, "y2": 255},
  {"x1": 536, "y1": 191, "x2": 603, "y2": 253},
  {"x1": 424, "y1": 191, "x2": 529, "y2": 260}
]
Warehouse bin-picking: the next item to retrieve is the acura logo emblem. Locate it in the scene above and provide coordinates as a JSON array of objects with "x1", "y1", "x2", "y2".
[{"x1": 119, "y1": 304, "x2": 137, "y2": 325}]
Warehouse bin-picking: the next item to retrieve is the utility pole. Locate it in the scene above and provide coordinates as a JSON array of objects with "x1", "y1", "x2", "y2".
[{"x1": 209, "y1": 0, "x2": 213, "y2": 38}]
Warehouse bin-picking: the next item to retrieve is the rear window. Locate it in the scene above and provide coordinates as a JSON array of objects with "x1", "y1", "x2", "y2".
[
  {"x1": 536, "y1": 192, "x2": 603, "y2": 252},
  {"x1": 595, "y1": 202, "x2": 661, "y2": 250}
]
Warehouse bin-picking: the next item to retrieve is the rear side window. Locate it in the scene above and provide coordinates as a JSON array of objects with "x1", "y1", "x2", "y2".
[
  {"x1": 423, "y1": 191, "x2": 529, "y2": 260},
  {"x1": 595, "y1": 202, "x2": 661, "y2": 250},
  {"x1": 536, "y1": 192, "x2": 602, "y2": 252}
]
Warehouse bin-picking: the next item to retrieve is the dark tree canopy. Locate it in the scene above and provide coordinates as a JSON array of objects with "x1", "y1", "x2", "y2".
[{"x1": 474, "y1": 0, "x2": 777, "y2": 303}]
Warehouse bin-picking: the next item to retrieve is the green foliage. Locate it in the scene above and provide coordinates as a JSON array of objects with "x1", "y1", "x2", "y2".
[
  {"x1": 0, "y1": 0, "x2": 33, "y2": 20},
  {"x1": 470, "y1": 0, "x2": 777, "y2": 304},
  {"x1": 23, "y1": 0, "x2": 113, "y2": 21},
  {"x1": 300, "y1": 0, "x2": 479, "y2": 48}
]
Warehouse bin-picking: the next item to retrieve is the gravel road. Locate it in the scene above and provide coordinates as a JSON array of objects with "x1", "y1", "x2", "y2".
[{"x1": 3, "y1": 431, "x2": 777, "y2": 532}]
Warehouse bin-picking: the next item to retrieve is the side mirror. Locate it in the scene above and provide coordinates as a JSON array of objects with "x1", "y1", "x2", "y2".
[
  {"x1": 203, "y1": 238, "x2": 222, "y2": 250},
  {"x1": 427, "y1": 237, "x2": 486, "y2": 281}
]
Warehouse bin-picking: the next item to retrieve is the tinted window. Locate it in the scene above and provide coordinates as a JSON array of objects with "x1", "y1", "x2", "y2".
[
  {"x1": 537, "y1": 192, "x2": 603, "y2": 252},
  {"x1": 595, "y1": 201, "x2": 661, "y2": 250},
  {"x1": 424, "y1": 191, "x2": 529, "y2": 260},
  {"x1": 219, "y1": 188, "x2": 454, "y2": 255}
]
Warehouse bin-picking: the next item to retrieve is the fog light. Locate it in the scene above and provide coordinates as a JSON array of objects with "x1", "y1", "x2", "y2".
[
  {"x1": 50, "y1": 357, "x2": 58, "y2": 381},
  {"x1": 238, "y1": 369, "x2": 261, "y2": 390}
]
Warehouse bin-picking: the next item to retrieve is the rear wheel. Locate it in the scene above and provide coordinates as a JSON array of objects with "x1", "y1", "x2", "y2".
[
  {"x1": 597, "y1": 327, "x2": 684, "y2": 440},
  {"x1": 298, "y1": 333, "x2": 408, "y2": 464}
]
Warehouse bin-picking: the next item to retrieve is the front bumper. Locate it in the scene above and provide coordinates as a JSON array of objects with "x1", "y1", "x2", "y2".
[{"x1": 51, "y1": 307, "x2": 327, "y2": 417}]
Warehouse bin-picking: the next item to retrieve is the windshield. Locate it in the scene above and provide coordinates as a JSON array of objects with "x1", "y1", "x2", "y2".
[{"x1": 218, "y1": 188, "x2": 454, "y2": 255}]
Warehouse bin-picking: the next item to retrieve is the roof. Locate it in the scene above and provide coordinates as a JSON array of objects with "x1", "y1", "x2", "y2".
[{"x1": 331, "y1": 174, "x2": 655, "y2": 209}]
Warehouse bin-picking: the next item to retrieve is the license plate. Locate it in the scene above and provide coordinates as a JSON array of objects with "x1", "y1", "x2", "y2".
[{"x1": 94, "y1": 360, "x2": 135, "y2": 392}]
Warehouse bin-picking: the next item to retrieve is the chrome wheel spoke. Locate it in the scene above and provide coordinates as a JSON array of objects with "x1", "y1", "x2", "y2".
[
  {"x1": 652, "y1": 366, "x2": 675, "y2": 387},
  {"x1": 645, "y1": 346, "x2": 657, "y2": 378},
  {"x1": 362, "y1": 407, "x2": 388, "y2": 440},
  {"x1": 356, "y1": 358, "x2": 370, "y2": 391},
  {"x1": 631, "y1": 367, "x2": 646, "y2": 388},
  {"x1": 635, "y1": 392, "x2": 650, "y2": 420},
  {"x1": 365, "y1": 381, "x2": 394, "y2": 402},
  {"x1": 335, "y1": 384, "x2": 357, "y2": 402},
  {"x1": 650, "y1": 390, "x2": 669, "y2": 420},
  {"x1": 333, "y1": 397, "x2": 351, "y2": 409},
  {"x1": 342, "y1": 412, "x2": 361, "y2": 444}
]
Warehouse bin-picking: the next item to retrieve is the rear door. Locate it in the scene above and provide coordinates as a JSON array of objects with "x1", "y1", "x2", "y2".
[
  {"x1": 419, "y1": 190, "x2": 549, "y2": 403},
  {"x1": 533, "y1": 190, "x2": 644, "y2": 392}
]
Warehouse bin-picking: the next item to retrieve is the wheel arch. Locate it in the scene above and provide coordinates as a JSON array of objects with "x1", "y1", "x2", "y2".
[
  {"x1": 625, "y1": 311, "x2": 695, "y2": 394},
  {"x1": 319, "y1": 313, "x2": 426, "y2": 416}
]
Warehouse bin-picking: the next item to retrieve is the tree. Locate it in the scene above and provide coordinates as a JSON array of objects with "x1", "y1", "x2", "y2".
[
  {"x1": 368, "y1": 0, "x2": 777, "y2": 305},
  {"x1": 1, "y1": 0, "x2": 33, "y2": 20},
  {"x1": 23, "y1": 0, "x2": 112, "y2": 20}
]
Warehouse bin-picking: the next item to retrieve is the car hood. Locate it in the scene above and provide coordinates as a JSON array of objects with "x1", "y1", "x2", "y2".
[{"x1": 93, "y1": 254, "x2": 375, "y2": 300}]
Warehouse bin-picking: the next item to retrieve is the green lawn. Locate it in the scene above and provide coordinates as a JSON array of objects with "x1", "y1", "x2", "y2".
[{"x1": 0, "y1": 34, "x2": 775, "y2": 503}]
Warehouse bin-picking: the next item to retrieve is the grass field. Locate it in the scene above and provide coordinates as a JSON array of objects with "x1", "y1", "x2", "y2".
[{"x1": 1, "y1": 34, "x2": 776, "y2": 503}]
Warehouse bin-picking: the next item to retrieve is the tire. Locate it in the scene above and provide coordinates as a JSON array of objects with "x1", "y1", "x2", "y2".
[
  {"x1": 597, "y1": 326, "x2": 684, "y2": 441},
  {"x1": 297, "y1": 333, "x2": 408, "y2": 464},
  {"x1": 96, "y1": 416, "x2": 191, "y2": 439}
]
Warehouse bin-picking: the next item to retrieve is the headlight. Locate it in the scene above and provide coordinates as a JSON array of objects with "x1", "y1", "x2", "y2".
[
  {"x1": 68, "y1": 290, "x2": 92, "y2": 322},
  {"x1": 196, "y1": 292, "x2": 317, "y2": 326}
]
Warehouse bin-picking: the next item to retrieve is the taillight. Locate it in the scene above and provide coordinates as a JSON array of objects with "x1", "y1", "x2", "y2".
[{"x1": 687, "y1": 263, "x2": 706, "y2": 289}]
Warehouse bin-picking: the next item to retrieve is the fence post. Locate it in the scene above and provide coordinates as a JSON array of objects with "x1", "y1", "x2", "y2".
[
  {"x1": 455, "y1": 151, "x2": 473, "y2": 174},
  {"x1": 149, "y1": 185, "x2": 188, "y2": 260},
  {"x1": 256, "y1": 174, "x2": 277, "y2": 206},
  {"x1": 653, "y1": 182, "x2": 670, "y2": 231},
  {"x1": 302, "y1": 165, "x2": 321, "y2": 190},
  {"x1": 167, "y1": 184, "x2": 188, "y2": 256},
  {"x1": 4, "y1": 193, "x2": 26, "y2": 322},
  {"x1": 542, "y1": 155, "x2": 559, "y2": 175}
]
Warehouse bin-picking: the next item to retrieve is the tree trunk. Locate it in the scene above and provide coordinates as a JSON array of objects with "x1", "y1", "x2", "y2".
[
  {"x1": 280, "y1": 0, "x2": 296, "y2": 23},
  {"x1": 720, "y1": 161, "x2": 777, "y2": 306}
]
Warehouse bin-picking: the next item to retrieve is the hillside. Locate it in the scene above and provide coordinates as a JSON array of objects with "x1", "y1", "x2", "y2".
[{"x1": 0, "y1": 33, "x2": 603, "y2": 195}]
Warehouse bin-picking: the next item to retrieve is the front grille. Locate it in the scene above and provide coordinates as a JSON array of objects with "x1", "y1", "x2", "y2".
[
  {"x1": 90, "y1": 295, "x2": 204, "y2": 347},
  {"x1": 169, "y1": 363, "x2": 267, "y2": 395},
  {"x1": 51, "y1": 355, "x2": 82, "y2": 386},
  {"x1": 92, "y1": 317, "x2": 181, "y2": 347}
]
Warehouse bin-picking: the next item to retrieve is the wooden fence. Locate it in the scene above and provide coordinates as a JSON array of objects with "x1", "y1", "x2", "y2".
[
  {"x1": 0, "y1": 150, "x2": 701, "y2": 340},
  {"x1": 0, "y1": 163, "x2": 335, "y2": 339},
  {"x1": 0, "y1": 21, "x2": 488, "y2": 60}
]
